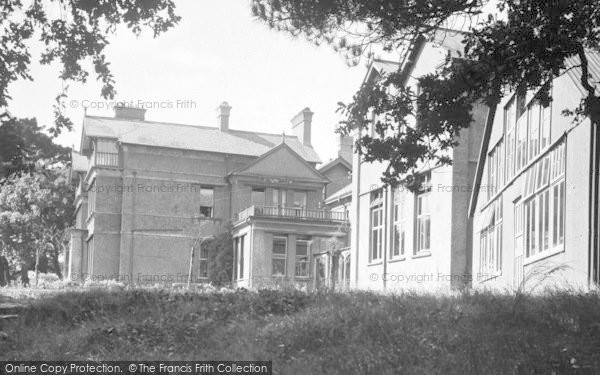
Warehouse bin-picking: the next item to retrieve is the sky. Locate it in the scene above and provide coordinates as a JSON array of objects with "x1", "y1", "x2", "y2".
[{"x1": 6, "y1": 0, "x2": 377, "y2": 164}]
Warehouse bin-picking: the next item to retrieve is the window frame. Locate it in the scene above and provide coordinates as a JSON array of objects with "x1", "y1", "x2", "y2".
[
  {"x1": 198, "y1": 243, "x2": 209, "y2": 280},
  {"x1": 522, "y1": 141, "x2": 566, "y2": 264},
  {"x1": 199, "y1": 186, "x2": 214, "y2": 218},
  {"x1": 294, "y1": 238, "x2": 311, "y2": 278},
  {"x1": 391, "y1": 187, "x2": 406, "y2": 259},
  {"x1": 369, "y1": 189, "x2": 384, "y2": 263},
  {"x1": 415, "y1": 177, "x2": 431, "y2": 255},
  {"x1": 272, "y1": 235, "x2": 288, "y2": 277}
]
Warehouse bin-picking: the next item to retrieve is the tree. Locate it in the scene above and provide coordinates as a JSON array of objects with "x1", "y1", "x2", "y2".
[
  {"x1": 252, "y1": 0, "x2": 600, "y2": 188},
  {"x1": 1, "y1": 0, "x2": 180, "y2": 134},
  {"x1": 204, "y1": 231, "x2": 233, "y2": 287},
  {"x1": 0, "y1": 115, "x2": 69, "y2": 180},
  {"x1": 0, "y1": 166, "x2": 74, "y2": 279}
]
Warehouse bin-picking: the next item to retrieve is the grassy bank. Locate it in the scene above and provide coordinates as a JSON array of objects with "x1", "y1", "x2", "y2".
[{"x1": 1, "y1": 289, "x2": 599, "y2": 374}]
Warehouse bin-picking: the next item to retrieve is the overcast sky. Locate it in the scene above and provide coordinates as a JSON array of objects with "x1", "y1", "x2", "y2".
[{"x1": 7, "y1": 0, "x2": 381, "y2": 163}]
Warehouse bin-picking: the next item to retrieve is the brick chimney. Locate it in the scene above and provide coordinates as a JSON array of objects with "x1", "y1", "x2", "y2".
[
  {"x1": 114, "y1": 105, "x2": 146, "y2": 120},
  {"x1": 217, "y1": 102, "x2": 232, "y2": 132},
  {"x1": 337, "y1": 134, "x2": 353, "y2": 162},
  {"x1": 291, "y1": 107, "x2": 313, "y2": 147}
]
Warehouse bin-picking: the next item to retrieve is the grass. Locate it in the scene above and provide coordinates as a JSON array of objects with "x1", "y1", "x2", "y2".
[{"x1": 1, "y1": 288, "x2": 599, "y2": 374}]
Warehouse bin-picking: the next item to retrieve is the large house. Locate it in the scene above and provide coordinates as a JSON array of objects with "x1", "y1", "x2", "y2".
[
  {"x1": 68, "y1": 104, "x2": 348, "y2": 287},
  {"x1": 469, "y1": 52, "x2": 600, "y2": 291},
  {"x1": 349, "y1": 34, "x2": 487, "y2": 291}
]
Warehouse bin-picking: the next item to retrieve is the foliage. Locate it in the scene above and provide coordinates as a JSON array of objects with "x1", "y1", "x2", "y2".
[
  {"x1": 204, "y1": 230, "x2": 234, "y2": 286},
  {"x1": 2, "y1": 288, "x2": 600, "y2": 373},
  {"x1": 0, "y1": 0, "x2": 180, "y2": 134},
  {"x1": 0, "y1": 166, "x2": 74, "y2": 278},
  {"x1": 252, "y1": 0, "x2": 600, "y2": 188},
  {"x1": 0, "y1": 115, "x2": 69, "y2": 180}
]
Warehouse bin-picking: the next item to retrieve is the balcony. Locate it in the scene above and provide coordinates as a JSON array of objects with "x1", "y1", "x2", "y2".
[
  {"x1": 93, "y1": 152, "x2": 119, "y2": 167},
  {"x1": 236, "y1": 205, "x2": 347, "y2": 223}
]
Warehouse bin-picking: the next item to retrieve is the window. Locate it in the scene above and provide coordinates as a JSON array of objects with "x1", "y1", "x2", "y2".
[
  {"x1": 271, "y1": 188, "x2": 286, "y2": 207},
  {"x1": 523, "y1": 141, "x2": 566, "y2": 259},
  {"x1": 369, "y1": 189, "x2": 384, "y2": 262},
  {"x1": 87, "y1": 180, "x2": 96, "y2": 220},
  {"x1": 487, "y1": 140, "x2": 504, "y2": 199},
  {"x1": 506, "y1": 88, "x2": 553, "y2": 182},
  {"x1": 292, "y1": 191, "x2": 307, "y2": 208},
  {"x1": 541, "y1": 103, "x2": 551, "y2": 150},
  {"x1": 234, "y1": 236, "x2": 245, "y2": 280},
  {"x1": 415, "y1": 175, "x2": 431, "y2": 254},
  {"x1": 272, "y1": 236, "x2": 287, "y2": 276},
  {"x1": 391, "y1": 188, "x2": 406, "y2": 258},
  {"x1": 505, "y1": 98, "x2": 516, "y2": 181},
  {"x1": 198, "y1": 244, "x2": 209, "y2": 279},
  {"x1": 479, "y1": 197, "x2": 503, "y2": 277},
  {"x1": 199, "y1": 187, "x2": 214, "y2": 218},
  {"x1": 516, "y1": 113, "x2": 528, "y2": 172},
  {"x1": 295, "y1": 237, "x2": 310, "y2": 277},
  {"x1": 528, "y1": 102, "x2": 540, "y2": 161},
  {"x1": 86, "y1": 237, "x2": 94, "y2": 275},
  {"x1": 251, "y1": 187, "x2": 266, "y2": 207},
  {"x1": 95, "y1": 139, "x2": 118, "y2": 166}
]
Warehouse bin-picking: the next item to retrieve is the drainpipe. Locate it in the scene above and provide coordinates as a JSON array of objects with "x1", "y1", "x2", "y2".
[
  {"x1": 382, "y1": 186, "x2": 389, "y2": 290},
  {"x1": 589, "y1": 122, "x2": 600, "y2": 287},
  {"x1": 353, "y1": 127, "x2": 362, "y2": 287},
  {"x1": 129, "y1": 171, "x2": 137, "y2": 282}
]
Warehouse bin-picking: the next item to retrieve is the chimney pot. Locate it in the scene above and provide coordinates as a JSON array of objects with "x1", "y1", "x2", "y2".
[
  {"x1": 291, "y1": 107, "x2": 313, "y2": 147},
  {"x1": 217, "y1": 102, "x2": 232, "y2": 132}
]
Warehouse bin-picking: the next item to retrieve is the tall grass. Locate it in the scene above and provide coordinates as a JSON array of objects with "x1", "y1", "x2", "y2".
[{"x1": 1, "y1": 289, "x2": 599, "y2": 374}]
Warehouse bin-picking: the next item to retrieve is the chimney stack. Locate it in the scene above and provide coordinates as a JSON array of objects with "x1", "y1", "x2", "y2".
[
  {"x1": 291, "y1": 107, "x2": 313, "y2": 147},
  {"x1": 114, "y1": 106, "x2": 146, "y2": 121},
  {"x1": 217, "y1": 102, "x2": 232, "y2": 132},
  {"x1": 337, "y1": 134, "x2": 353, "y2": 162}
]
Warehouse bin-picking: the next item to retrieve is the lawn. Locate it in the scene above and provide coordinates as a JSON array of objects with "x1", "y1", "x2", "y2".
[{"x1": 1, "y1": 288, "x2": 599, "y2": 374}]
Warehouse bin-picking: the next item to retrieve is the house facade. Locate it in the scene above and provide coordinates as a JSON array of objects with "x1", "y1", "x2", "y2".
[
  {"x1": 68, "y1": 104, "x2": 347, "y2": 287},
  {"x1": 349, "y1": 36, "x2": 487, "y2": 292},
  {"x1": 469, "y1": 52, "x2": 600, "y2": 291}
]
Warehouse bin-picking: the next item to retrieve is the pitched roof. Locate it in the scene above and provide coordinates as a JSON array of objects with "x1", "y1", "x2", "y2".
[
  {"x1": 318, "y1": 155, "x2": 352, "y2": 174},
  {"x1": 79, "y1": 116, "x2": 321, "y2": 164},
  {"x1": 229, "y1": 142, "x2": 328, "y2": 182}
]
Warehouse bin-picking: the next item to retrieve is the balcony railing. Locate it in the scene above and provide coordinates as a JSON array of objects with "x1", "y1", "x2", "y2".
[
  {"x1": 94, "y1": 152, "x2": 119, "y2": 167},
  {"x1": 236, "y1": 205, "x2": 347, "y2": 223}
]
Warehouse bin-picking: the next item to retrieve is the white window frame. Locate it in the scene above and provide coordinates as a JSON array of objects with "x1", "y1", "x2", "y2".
[
  {"x1": 295, "y1": 239, "x2": 310, "y2": 278},
  {"x1": 272, "y1": 236, "x2": 288, "y2": 277},
  {"x1": 479, "y1": 198, "x2": 503, "y2": 279},
  {"x1": 523, "y1": 141, "x2": 566, "y2": 264},
  {"x1": 198, "y1": 243, "x2": 209, "y2": 279},
  {"x1": 505, "y1": 98, "x2": 516, "y2": 181},
  {"x1": 391, "y1": 188, "x2": 406, "y2": 259},
  {"x1": 415, "y1": 184, "x2": 431, "y2": 255},
  {"x1": 369, "y1": 190, "x2": 384, "y2": 262}
]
